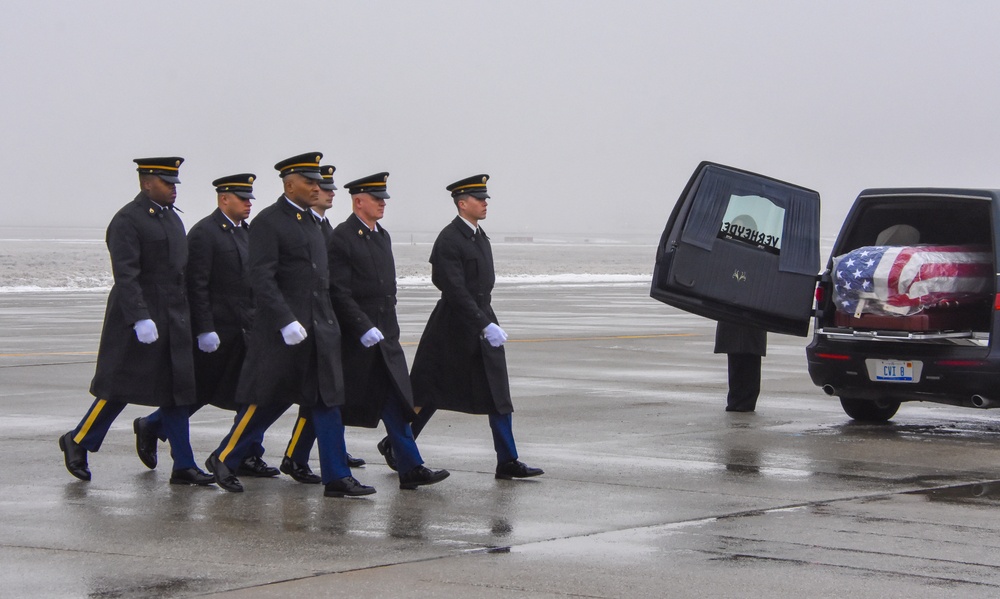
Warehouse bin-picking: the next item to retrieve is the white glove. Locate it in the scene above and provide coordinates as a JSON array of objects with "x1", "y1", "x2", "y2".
[
  {"x1": 197, "y1": 331, "x2": 221, "y2": 353},
  {"x1": 134, "y1": 319, "x2": 158, "y2": 344},
  {"x1": 281, "y1": 321, "x2": 308, "y2": 346},
  {"x1": 482, "y1": 323, "x2": 508, "y2": 347},
  {"x1": 360, "y1": 327, "x2": 385, "y2": 348}
]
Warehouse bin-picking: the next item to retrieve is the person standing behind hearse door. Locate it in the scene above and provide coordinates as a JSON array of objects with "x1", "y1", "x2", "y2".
[{"x1": 714, "y1": 321, "x2": 767, "y2": 413}]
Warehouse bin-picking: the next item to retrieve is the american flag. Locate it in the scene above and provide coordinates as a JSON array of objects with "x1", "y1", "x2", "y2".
[{"x1": 833, "y1": 245, "x2": 992, "y2": 316}]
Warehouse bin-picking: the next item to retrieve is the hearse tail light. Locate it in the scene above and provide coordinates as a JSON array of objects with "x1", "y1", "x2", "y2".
[
  {"x1": 815, "y1": 353, "x2": 850, "y2": 361},
  {"x1": 935, "y1": 359, "x2": 987, "y2": 367},
  {"x1": 814, "y1": 285, "x2": 825, "y2": 303},
  {"x1": 995, "y1": 293, "x2": 1000, "y2": 310}
]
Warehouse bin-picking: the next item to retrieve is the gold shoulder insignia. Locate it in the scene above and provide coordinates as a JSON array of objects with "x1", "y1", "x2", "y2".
[
  {"x1": 148, "y1": 208, "x2": 155, "y2": 215},
  {"x1": 358, "y1": 229, "x2": 364, "y2": 236},
  {"x1": 296, "y1": 213, "x2": 302, "y2": 221}
]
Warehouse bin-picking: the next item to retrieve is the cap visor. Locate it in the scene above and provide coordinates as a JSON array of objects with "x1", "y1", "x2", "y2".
[
  {"x1": 371, "y1": 191, "x2": 389, "y2": 199},
  {"x1": 301, "y1": 171, "x2": 324, "y2": 181},
  {"x1": 319, "y1": 183, "x2": 338, "y2": 191},
  {"x1": 158, "y1": 174, "x2": 181, "y2": 184},
  {"x1": 234, "y1": 191, "x2": 255, "y2": 200},
  {"x1": 469, "y1": 192, "x2": 489, "y2": 199}
]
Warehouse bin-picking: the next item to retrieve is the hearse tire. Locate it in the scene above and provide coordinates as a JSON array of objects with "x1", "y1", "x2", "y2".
[{"x1": 840, "y1": 397, "x2": 900, "y2": 422}]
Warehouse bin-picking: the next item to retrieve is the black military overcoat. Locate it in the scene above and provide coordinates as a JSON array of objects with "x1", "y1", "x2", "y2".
[
  {"x1": 328, "y1": 214, "x2": 415, "y2": 427},
  {"x1": 713, "y1": 321, "x2": 768, "y2": 356},
  {"x1": 235, "y1": 197, "x2": 344, "y2": 407},
  {"x1": 186, "y1": 208, "x2": 253, "y2": 410},
  {"x1": 90, "y1": 192, "x2": 196, "y2": 407},
  {"x1": 410, "y1": 216, "x2": 513, "y2": 415}
]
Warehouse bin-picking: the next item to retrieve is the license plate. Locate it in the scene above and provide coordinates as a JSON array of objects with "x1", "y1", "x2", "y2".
[{"x1": 868, "y1": 359, "x2": 919, "y2": 383}]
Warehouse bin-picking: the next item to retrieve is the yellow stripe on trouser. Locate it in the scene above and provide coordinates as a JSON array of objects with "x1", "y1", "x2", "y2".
[
  {"x1": 285, "y1": 417, "x2": 307, "y2": 458},
  {"x1": 74, "y1": 399, "x2": 107, "y2": 444},
  {"x1": 219, "y1": 404, "x2": 257, "y2": 462}
]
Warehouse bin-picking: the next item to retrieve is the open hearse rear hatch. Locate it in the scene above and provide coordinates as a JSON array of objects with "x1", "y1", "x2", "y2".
[{"x1": 650, "y1": 162, "x2": 821, "y2": 337}]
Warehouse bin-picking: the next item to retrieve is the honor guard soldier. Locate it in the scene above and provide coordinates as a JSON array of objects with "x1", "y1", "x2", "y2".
[
  {"x1": 408, "y1": 175, "x2": 543, "y2": 480},
  {"x1": 330, "y1": 172, "x2": 449, "y2": 489},
  {"x1": 205, "y1": 152, "x2": 374, "y2": 497},
  {"x1": 280, "y1": 164, "x2": 366, "y2": 480},
  {"x1": 133, "y1": 173, "x2": 279, "y2": 478},
  {"x1": 58, "y1": 157, "x2": 213, "y2": 486}
]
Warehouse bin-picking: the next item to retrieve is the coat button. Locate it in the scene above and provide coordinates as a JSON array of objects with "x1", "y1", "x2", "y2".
[{"x1": 327, "y1": 319, "x2": 333, "y2": 325}]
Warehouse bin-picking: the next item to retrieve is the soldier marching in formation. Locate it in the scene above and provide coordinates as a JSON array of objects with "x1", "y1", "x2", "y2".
[
  {"x1": 331, "y1": 172, "x2": 449, "y2": 489},
  {"x1": 59, "y1": 157, "x2": 212, "y2": 486},
  {"x1": 406, "y1": 175, "x2": 543, "y2": 480}
]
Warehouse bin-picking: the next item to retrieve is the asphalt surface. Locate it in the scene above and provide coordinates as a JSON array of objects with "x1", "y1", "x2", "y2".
[{"x1": 4, "y1": 284, "x2": 1000, "y2": 598}]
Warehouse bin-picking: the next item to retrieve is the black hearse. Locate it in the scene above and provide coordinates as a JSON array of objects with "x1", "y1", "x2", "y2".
[{"x1": 651, "y1": 161, "x2": 1000, "y2": 421}]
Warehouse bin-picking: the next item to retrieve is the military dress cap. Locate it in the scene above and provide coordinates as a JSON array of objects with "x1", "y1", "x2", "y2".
[
  {"x1": 134, "y1": 157, "x2": 184, "y2": 184},
  {"x1": 447, "y1": 174, "x2": 489, "y2": 199},
  {"x1": 318, "y1": 165, "x2": 338, "y2": 191},
  {"x1": 345, "y1": 172, "x2": 390, "y2": 199},
  {"x1": 212, "y1": 173, "x2": 256, "y2": 199},
  {"x1": 274, "y1": 152, "x2": 324, "y2": 180}
]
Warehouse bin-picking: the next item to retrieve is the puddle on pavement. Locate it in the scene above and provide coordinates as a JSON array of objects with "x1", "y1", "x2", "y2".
[
  {"x1": 907, "y1": 480, "x2": 1000, "y2": 505},
  {"x1": 800, "y1": 420, "x2": 1000, "y2": 442},
  {"x1": 87, "y1": 576, "x2": 206, "y2": 599}
]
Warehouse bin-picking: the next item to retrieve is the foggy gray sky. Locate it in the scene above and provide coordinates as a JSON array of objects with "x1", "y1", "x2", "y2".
[{"x1": 3, "y1": 1, "x2": 999, "y2": 237}]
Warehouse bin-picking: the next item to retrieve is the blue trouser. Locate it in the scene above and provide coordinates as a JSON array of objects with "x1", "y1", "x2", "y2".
[
  {"x1": 146, "y1": 405, "x2": 265, "y2": 458},
  {"x1": 72, "y1": 399, "x2": 196, "y2": 469},
  {"x1": 410, "y1": 407, "x2": 518, "y2": 464},
  {"x1": 214, "y1": 403, "x2": 293, "y2": 470},
  {"x1": 284, "y1": 410, "x2": 316, "y2": 465},
  {"x1": 380, "y1": 396, "x2": 423, "y2": 473},
  {"x1": 215, "y1": 403, "x2": 350, "y2": 483},
  {"x1": 310, "y1": 404, "x2": 351, "y2": 484},
  {"x1": 286, "y1": 395, "x2": 424, "y2": 474}
]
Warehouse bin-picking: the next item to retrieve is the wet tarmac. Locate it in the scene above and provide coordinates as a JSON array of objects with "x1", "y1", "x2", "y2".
[{"x1": 4, "y1": 284, "x2": 1000, "y2": 597}]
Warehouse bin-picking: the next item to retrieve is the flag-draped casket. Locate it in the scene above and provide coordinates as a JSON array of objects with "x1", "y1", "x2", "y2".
[{"x1": 833, "y1": 245, "x2": 993, "y2": 317}]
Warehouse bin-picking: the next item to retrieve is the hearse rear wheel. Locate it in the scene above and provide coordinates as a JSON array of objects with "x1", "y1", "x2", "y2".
[{"x1": 840, "y1": 397, "x2": 900, "y2": 422}]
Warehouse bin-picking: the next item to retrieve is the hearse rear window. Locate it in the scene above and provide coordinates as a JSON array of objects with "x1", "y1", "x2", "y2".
[
  {"x1": 718, "y1": 194, "x2": 785, "y2": 254},
  {"x1": 677, "y1": 164, "x2": 820, "y2": 276}
]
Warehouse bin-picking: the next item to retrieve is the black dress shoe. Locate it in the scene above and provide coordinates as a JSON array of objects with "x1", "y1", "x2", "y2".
[
  {"x1": 236, "y1": 455, "x2": 280, "y2": 477},
  {"x1": 399, "y1": 465, "x2": 450, "y2": 490},
  {"x1": 133, "y1": 417, "x2": 158, "y2": 470},
  {"x1": 169, "y1": 467, "x2": 215, "y2": 486},
  {"x1": 206, "y1": 454, "x2": 243, "y2": 493},
  {"x1": 347, "y1": 453, "x2": 366, "y2": 468},
  {"x1": 280, "y1": 457, "x2": 321, "y2": 484},
  {"x1": 58, "y1": 431, "x2": 90, "y2": 481},
  {"x1": 376, "y1": 436, "x2": 397, "y2": 471},
  {"x1": 495, "y1": 460, "x2": 544, "y2": 480},
  {"x1": 324, "y1": 476, "x2": 376, "y2": 497}
]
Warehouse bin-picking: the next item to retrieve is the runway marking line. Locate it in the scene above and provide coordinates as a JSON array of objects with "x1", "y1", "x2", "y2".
[{"x1": 0, "y1": 351, "x2": 97, "y2": 357}]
